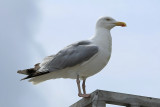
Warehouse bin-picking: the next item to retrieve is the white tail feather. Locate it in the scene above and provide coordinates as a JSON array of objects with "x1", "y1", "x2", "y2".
[{"x1": 28, "y1": 71, "x2": 67, "y2": 85}]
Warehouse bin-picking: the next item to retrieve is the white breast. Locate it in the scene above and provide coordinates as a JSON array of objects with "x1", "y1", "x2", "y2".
[
  {"x1": 77, "y1": 28, "x2": 112, "y2": 78},
  {"x1": 77, "y1": 47, "x2": 111, "y2": 78}
]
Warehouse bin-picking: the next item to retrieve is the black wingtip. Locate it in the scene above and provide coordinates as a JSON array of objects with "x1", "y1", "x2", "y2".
[
  {"x1": 17, "y1": 70, "x2": 22, "y2": 74},
  {"x1": 20, "y1": 71, "x2": 50, "y2": 81}
]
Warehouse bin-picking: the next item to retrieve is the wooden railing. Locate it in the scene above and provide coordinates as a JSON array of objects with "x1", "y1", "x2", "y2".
[{"x1": 70, "y1": 90, "x2": 160, "y2": 107}]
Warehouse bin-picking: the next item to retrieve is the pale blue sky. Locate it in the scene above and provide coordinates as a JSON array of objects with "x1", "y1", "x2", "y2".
[{"x1": 1, "y1": 0, "x2": 160, "y2": 107}]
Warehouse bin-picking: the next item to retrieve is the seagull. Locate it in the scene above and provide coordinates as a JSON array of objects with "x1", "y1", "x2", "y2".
[{"x1": 17, "y1": 16, "x2": 126, "y2": 97}]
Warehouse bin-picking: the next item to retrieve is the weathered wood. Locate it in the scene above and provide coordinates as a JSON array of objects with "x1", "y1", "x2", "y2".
[{"x1": 70, "y1": 90, "x2": 160, "y2": 107}]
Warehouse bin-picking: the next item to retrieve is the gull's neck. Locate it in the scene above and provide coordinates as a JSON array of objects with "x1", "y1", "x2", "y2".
[{"x1": 90, "y1": 27, "x2": 112, "y2": 49}]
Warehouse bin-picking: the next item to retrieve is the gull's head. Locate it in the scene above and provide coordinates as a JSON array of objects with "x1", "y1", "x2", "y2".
[{"x1": 96, "y1": 16, "x2": 126, "y2": 30}]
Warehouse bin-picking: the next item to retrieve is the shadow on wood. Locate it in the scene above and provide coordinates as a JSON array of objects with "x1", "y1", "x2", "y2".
[{"x1": 70, "y1": 90, "x2": 160, "y2": 107}]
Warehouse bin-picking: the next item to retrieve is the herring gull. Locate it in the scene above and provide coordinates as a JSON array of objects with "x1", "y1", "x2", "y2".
[{"x1": 17, "y1": 16, "x2": 126, "y2": 97}]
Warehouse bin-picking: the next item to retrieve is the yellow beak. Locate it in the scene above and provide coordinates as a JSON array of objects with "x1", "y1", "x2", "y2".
[{"x1": 115, "y1": 22, "x2": 127, "y2": 27}]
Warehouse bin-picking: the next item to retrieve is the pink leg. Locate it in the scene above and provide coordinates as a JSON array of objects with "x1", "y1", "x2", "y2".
[
  {"x1": 82, "y1": 79, "x2": 86, "y2": 94},
  {"x1": 82, "y1": 78, "x2": 90, "y2": 97},
  {"x1": 76, "y1": 75, "x2": 90, "y2": 98},
  {"x1": 76, "y1": 75, "x2": 82, "y2": 95}
]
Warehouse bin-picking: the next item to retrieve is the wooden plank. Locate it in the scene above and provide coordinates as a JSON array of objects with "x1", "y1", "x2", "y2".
[{"x1": 70, "y1": 90, "x2": 160, "y2": 107}]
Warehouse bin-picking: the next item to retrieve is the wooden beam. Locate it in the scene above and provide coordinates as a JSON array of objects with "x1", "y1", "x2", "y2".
[{"x1": 70, "y1": 90, "x2": 160, "y2": 107}]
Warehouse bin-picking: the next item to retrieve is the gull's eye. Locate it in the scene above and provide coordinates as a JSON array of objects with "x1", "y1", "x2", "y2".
[{"x1": 106, "y1": 18, "x2": 111, "y2": 21}]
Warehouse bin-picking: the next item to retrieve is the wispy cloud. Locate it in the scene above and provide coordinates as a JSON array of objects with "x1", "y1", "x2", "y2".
[{"x1": 0, "y1": 0, "x2": 47, "y2": 107}]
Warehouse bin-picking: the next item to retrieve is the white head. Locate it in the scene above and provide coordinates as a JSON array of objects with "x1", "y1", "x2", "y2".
[{"x1": 96, "y1": 16, "x2": 126, "y2": 30}]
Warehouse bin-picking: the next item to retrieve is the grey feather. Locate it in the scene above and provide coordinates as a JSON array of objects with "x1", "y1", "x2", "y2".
[
  {"x1": 39, "y1": 40, "x2": 99, "y2": 72},
  {"x1": 39, "y1": 55, "x2": 55, "y2": 67}
]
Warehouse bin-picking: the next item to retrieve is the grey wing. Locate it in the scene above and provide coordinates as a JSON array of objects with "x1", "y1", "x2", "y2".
[
  {"x1": 39, "y1": 55, "x2": 55, "y2": 67},
  {"x1": 39, "y1": 41, "x2": 99, "y2": 72}
]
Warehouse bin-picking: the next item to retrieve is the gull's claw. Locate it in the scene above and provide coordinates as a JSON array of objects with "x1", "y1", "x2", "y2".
[{"x1": 78, "y1": 94, "x2": 90, "y2": 98}]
